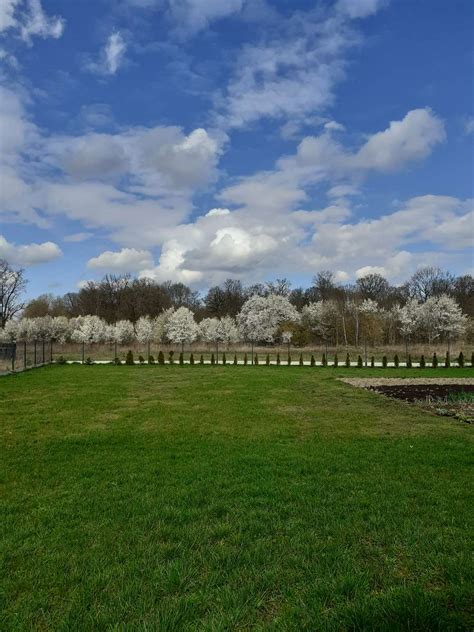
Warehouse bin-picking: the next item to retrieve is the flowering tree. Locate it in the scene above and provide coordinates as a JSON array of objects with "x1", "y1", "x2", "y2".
[
  {"x1": 397, "y1": 299, "x2": 422, "y2": 354},
  {"x1": 154, "y1": 308, "x2": 175, "y2": 344},
  {"x1": 71, "y1": 316, "x2": 107, "y2": 344},
  {"x1": 420, "y1": 295, "x2": 467, "y2": 351},
  {"x1": 200, "y1": 316, "x2": 239, "y2": 360},
  {"x1": 302, "y1": 300, "x2": 339, "y2": 354},
  {"x1": 165, "y1": 307, "x2": 198, "y2": 352},
  {"x1": 237, "y1": 294, "x2": 299, "y2": 362},
  {"x1": 135, "y1": 316, "x2": 155, "y2": 357}
]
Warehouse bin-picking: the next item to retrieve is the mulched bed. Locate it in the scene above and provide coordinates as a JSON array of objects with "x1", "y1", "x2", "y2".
[{"x1": 366, "y1": 384, "x2": 474, "y2": 402}]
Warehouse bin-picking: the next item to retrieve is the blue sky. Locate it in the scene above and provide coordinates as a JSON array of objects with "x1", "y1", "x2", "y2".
[{"x1": 0, "y1": 0, "x2": 473, "y2": 299}]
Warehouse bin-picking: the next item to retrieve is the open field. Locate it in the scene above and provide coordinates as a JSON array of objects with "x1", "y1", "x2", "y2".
[{"x1": 1, "y1": 365, "x2": 473, "y2": 630}]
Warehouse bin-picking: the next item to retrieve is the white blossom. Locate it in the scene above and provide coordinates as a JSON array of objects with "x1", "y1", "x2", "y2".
[
  {"x1": 237, "y1": 294, "x2": 299, "y2": 343},
  {"x1": 165, "y1": 307, "x2": 198, "y2": 347},
  {"x1": 71, "y1": 315, "x2": 107, "y2": 344}
]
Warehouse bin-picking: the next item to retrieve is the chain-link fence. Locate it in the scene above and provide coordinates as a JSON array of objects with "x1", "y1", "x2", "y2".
[{"x1": 0, "y1": 341, "x2": 53, "y2": 374}]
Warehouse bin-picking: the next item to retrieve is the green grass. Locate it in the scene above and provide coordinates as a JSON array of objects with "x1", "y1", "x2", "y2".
[{"x1": 1, "y1": 365, "x2": 473, "y2": 631}]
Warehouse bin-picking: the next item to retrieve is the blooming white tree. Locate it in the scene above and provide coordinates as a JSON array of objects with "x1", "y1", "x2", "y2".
[
  {"x1": 302, "y1": 300, "x2": 339, "y2": 351},
  {"x1": 50, "y1": 316, "x2": 71, "y2": 343},
  {"x1": 397, "y1": 299, "x2": 422, "y2": 353},
  {"x1": 165, "y1": 307, "x2": 198, "y2": 351},
  {"x1": 135, "y1": 316, "x2": 155, "y2": 357},
  {"x1": 2, "y1": 319, "x2": 19, "y2": 342},
  {"x1": 237, "y1": 294, "x2": 299, "y2": 362},
  {"x1": 112, "y1": 320, "x2": 136, "y2": 345},
  {"x1": 154, "y1": 308, "x2": 175, "y2": 343},
  {"x1": 199, "y1": 316, "x2": 239, "y2": 359},
  {"x1": 419, "y1": 295, "x2": 467, "y2": 351},
  {"x1": 71, "y1": 315, "x2": 107, "y2": 344}
]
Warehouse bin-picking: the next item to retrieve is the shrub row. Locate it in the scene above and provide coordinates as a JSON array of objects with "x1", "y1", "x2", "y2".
[{"x1": 107, "y1": 350, "x2": 470, "y2": 367}]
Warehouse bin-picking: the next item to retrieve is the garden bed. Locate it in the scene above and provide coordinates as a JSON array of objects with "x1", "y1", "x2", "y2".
[{"x1": 341, "y1": 378, "x2": 474, "y2": 423}]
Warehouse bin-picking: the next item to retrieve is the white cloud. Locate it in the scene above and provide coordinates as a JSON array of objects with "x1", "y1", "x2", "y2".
[
  {"x1": 206, "y1": 208, "x2": 231, "y2": 217},
  {"x1": 87, "y1": 31, "x2": 127, "y2": 76},
  {"x1": 0, "y1": 234, "x2": 62, "y2": 266},
  {"x1": 167, "y1": 0, "x2": 245, "y2": 33},
  {"x1": 324, "y1": 121, "x2": 346, "y2": 132},
  {"x1": 88, "y1": 248, "x2": 153, "y2": 272},
  {"x1": 63, "y1": 232, "x2": 94, "y2": 243},
  {"x1": 465, "y1": 118, "x2": 474, "y2": 135},
  {"x1": 0, "y1": 0, "x2": 64, "y2": 42},
  {"x1": 337, "y1": 0, "x2": 387, "y2": 19}
]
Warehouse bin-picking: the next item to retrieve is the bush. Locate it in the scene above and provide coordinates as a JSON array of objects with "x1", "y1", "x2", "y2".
[
  {"x1": 471, "y1": 352, "x2": 474, "y2": 367},
  {"x1": 211, "y1": 353, "x2": 215, "y2": 366},
  {"x1": 158, "y1": 351, "x2": 165, "y2": 365},
  {"x1": 382, "y1": 356, "x2": 387, "y2": 368},
  {"x1": 266, "y1": 354, "x2": 270, "y2": 366},
  {"x1": 114, "y1": 356, "x2": 122, "y2": 365},
  {"x1": 148, "y1": 355, "x2": 155, "y2": 364},
  {"x1": 190, "y1": 353, "x2": 194, "y2": 365},
  {"x1": 223, "y1": 353, "x2": 227, "y2": 366},
  {"x1": 299, "y1": 353, "x2": 304, "y2": 366},
  {"x1": 56, "y1": 355, "x2": 66, "y2": 365},
  {"x1": 458, "y1": 351, "x2": 464, "y2": 368},
  {"x1": 370, "y1": 356, "x2": 375, "y2": 368},
  {"x1": 168, "y1": 351, "x2": 174, "y2": 364},
  {"x1": 334, "y1": 353, "x2": 338, "y2": 368},
  {"x1": 125, "y1": 350, "x2": 134, "y2": 365},
  {"x1": 276, "y1": 353, "x2": 281, "y2": 365},
  {"x1": 254, "y1": 353, "x2": 259, "y2": 365},
  {"x1": 445, "y1": 352, "x2": 450, "y2": 368},
  {"x1": 84, "y1": 357, "x2": 93, "y2": 365},
  {"x1": 357, "y1": 355, "x2": 363, "y2": 368},
  {"x1": 310, "y1": 354, "x2": 315, "y2": 367},
  {"x1": 138, "y1": 355, "x2": 145, "y2": 364},
  {"x1": 322, "y1": 353, "x2": 327, "y2": 367},
  {"x1": 179, "y1": 352, "x2": 184, "y2": 366},
  {"x1": 200, "y1": 354, "x2": 204, "y2": 365},
  {"x1": 287, "y1": 354, "x2": 291, "y2": 366},
  {"x1": 244, "y1": 353, "x2": 248, "y2": 365},
  {"x1": 407, "y1": 354, "x2": 412, "y2": 368},
  {"x1": 345, "y1": 353, "x2": 350, "y2": 368},
  {"x1": 394, "y1": 354, "x2": 399, "y2": 368},
  {"x1": 233, "y1": 354, "x2": 238, "y2": 365},
  {"x1": 420, "y1": 354, "x2": 426, "y2": 368},
  {"x1": 432, "y1": 353, "x2": 438, "y2": 368}
]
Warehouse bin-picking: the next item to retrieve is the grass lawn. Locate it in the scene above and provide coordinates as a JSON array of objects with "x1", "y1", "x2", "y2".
[{"x1": 1, "y1": 365, "x2": 473, "y2": 630}]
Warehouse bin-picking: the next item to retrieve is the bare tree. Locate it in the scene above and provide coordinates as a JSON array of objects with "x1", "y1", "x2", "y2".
[
  {"x1": 356, "y1": 273, "x2": 390, "y2": 302},
  {"x1": 0, "y1": 259, "x2": 27, "y2": 327},
  {"x1": 408, "y1": 267, "x2": 455, "y2": 302}
]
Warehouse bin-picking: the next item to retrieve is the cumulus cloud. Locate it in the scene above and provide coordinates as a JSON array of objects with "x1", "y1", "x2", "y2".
[
  {"x1": 167, "y1": 0, "x2": 245, "y2": 33},
  {"x1": 0, "y1": 234, "x2": 62, "y2": 266},
  {"x1": 0, "y1": 0, "x2": 64, "y2": 42},
  {"x1": 88, "y1": 248, "x2": 153, "y2": 272}
]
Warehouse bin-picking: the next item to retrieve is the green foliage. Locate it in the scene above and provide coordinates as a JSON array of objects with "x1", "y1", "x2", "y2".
[
  {"x1": 222, "y1": 353, "x2": 227, "y2": 366},
  {"x1": 125, "y1": 350, "x2": 134, "y2": 365},
  {"x1": 190, "y1": 353, "x2": 194, "y2": 365},
  {"x1": 138, "y1": 355, "x2": 145, "y2": 364},
  {"x1": 356, "y1": 355, "x2": 362, "y2": 368},
  {"x1": 254, "y1": 354, "x2": 259, "y2": 366},
  {"x1": 444, "y1": 352, "x2": 450, "y2": 368},
  {"x1": 113, "y1": 357, "x2": 122, "y2": 366},
  {"x1": 56, "y1": 355, "x2": 66, "y2": 365},
  {"x1": 158, "y1": 351, "x2": 165, "y2": 365},
  {"x1": 244, "y1": 353, "x2": 248, "y2": 365},
  {"x1": 345, "y1": 353, "x2": 350, "y2": 368},
  {"x1": 287, "y1": 354, "x2": 291, "y2": 366},
  {"x1": 168, "y1": 351, "x2": 174, "y2": 365},
  {"x1": 310, "y1": 355, "x2": 315, "y2": 367},
  {"x1": 266, "y1": 354, "x2": 270, "y2": 366},
  {"x1": 334, "y1": 354, "x2": 338, "y2": 368},
  {"x1": 84, "y1": 357, "x2": 93, "y2": 366},
  {"x1": 382, "y1": 356, "x2": 387, "y2": 368},
  {"x1": 432, "y1": 353, "x2": 438, "y2": 368},
  {"x1": 299, "y1": 353, "x2": 304, "y2": 366},
  {"x1": 148, "y1": 355, "x2": 155, "y2": 365},
  {"x1": 394, "y1": 354, "x2": 399, "y2": 368},
  {"x1": 458, "y1": 351, "x2": 464, "y2": 368},
  {"x1": 420, "y1": 354, "x2": 426, "y2": 368},
  {"x1": 407, "y1": 355, "x2": 412, "y2": 368},
  {"x1": 200, "y1": 355, "x2": 204, "y2": 365},
  {"x1": 211, "y1": 353, "x2": 215, "y2": 366},
  {"x1": 233, "y1": 354, "x2": 238, "y2": 366},
  {"x1": 179, "y1": 352, "x2": 184, "y2": 366},
  {"x1": 471, "y1": 352, "x2": 474, "y2": 367},
  {"x1": 370, "y1": 356, "x2": 375, "y2": 368},
  {"x1": 322, "y1": 353, "x2": 327, "y2": 367},
  {"x1": 276, "y1": 353, "x2": 281, "y2": 365}
]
